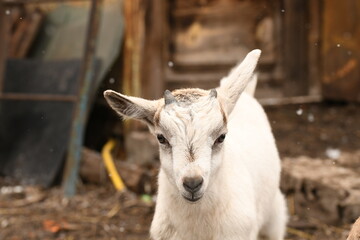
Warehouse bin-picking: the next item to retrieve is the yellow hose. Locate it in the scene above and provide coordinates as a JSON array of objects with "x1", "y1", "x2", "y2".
[{"x1": 101, "y1": 139, "x2": 126, "y2": 192}]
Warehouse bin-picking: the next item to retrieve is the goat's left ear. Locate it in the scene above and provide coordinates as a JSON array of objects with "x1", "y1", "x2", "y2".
[
  {"x1": 104, "y1": 90, "x2": 158, "y2": 125},
  {"x1": 218, "y1": 49, "x2": 261, "y2": 114}
]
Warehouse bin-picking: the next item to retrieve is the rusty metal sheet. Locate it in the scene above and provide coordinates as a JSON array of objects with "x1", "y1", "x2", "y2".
[
  {"x1": 0, "y1": 59, "x2": 82, "y2": 186},
  {"x1": 0, "y1": 100, "x2": 74, "y2": 186},
  {"x1": 4, "y1": 59, "x2": 80, "y2": 95}
]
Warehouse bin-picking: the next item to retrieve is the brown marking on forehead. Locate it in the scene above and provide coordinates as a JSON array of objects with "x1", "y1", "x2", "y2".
[
  {"x1": 187, "y1": 144, "x2": 196, "y2": 162},
  {"x1": 172, "y1": 88, "x2": 208, "y2": 105},
  {"x1": 153, "y1": 106, "x2": 163, "y2": 125}
]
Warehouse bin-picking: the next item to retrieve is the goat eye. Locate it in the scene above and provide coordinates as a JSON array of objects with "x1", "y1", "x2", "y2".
[
  {"x1": 215, "y1": 134, "x2": 226, "y2": 144},
  {"x1": 157, "y1": 134, "x2": 168, "y2": 144}
]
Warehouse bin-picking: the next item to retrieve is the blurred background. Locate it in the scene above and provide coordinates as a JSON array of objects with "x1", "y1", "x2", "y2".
[{"x1": 0, "y1": 0, "x2": 359, "y2": 239}]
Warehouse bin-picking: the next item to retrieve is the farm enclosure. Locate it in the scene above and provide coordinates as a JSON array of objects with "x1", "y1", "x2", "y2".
[{"x1": 0, "y1": 0, "x2": 360, "y2": 239}]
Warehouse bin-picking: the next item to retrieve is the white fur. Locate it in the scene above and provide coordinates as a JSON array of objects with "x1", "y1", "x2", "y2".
[
  {"x1": 150, "y1": 92, "x2": 287, "y2": 240},
  {"x1": 104, "y1": 50, "x2": 287, "y2": 240}
]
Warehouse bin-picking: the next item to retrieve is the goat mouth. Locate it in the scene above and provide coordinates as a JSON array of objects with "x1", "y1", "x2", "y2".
[{"x1": 183, "y1": 194, "x2": 202, "y2": 203}]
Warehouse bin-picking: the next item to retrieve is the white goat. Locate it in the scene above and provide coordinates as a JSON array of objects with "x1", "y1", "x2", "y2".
[{"x1": 104, "y1": 50, "x2": 287, "y2": 240}]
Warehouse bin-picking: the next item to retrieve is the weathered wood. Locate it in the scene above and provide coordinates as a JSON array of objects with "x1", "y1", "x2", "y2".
[
  {"x1": 80, "y1": 147, "x2": 107, "y2": 184},
  {"x1": 282, "y1": 0, "x2": 309, "y2": 96},
  {"x1": 9, "y1": 12, "x2": 29, "y2": 57},
  {"x1": 347, "y1": 217, "x2": 360, "y2": 240},
  {"x1": 116, "y1": 161, "x2": 148, "y2": 194},
  {"x1": 122, "y1": 0, "x2": 144, "y2": 98},
  {"x1": 165, "y1": 70, "x2": 224, "y2": 90},
  {"x1": 15, "y1": 9, "x2": 44, "y2": 58},
  {"x1": 307, "y1": 0, "x2": 321, "y2": 96},
  {"x1": 164, "y1": 0, "x2": 280, "y2": 94},
  {"x1": 124, "y1": 131, "x2": 158, "y2": 165},
  {"x1": 321, "y1": 0, "x2": 360, "y2": 102},
  {"x1": 141, "y1": 0, "x2": 165, "y2": 100},
  {"x1": 166, "y1": 70, "x2": 225, "y2": 83},
  {"x1": 270, "y1": 0, "x2": 284, "y2": 85},
  {"x1": 258, "y1": 95, "x2": 322, "y2": 106},
  {"x1": 3, "y1": 0, "x2": 91, "y2": 4},
  {"x1": 80, "y1": 147, "x2": 157, "y2": 194},
  {"x1": 8, "y1": 6, "x2": 21, "y2": 30},
  {"x1": 0, "y1": 2, "x2": 11, "y2": 92},
  {"x1": 170, "y1": 1, "x2": 269, "y2": 66},
  {"x1": 122, "y1": 0, "x2": 146, "y2": 131}
]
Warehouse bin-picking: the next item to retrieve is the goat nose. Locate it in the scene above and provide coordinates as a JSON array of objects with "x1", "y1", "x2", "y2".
[{"x1": 183, "y1": 176, "x2": 203, "y2": 193}]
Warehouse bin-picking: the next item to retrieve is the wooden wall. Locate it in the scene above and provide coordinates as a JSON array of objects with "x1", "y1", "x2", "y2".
[
  {"x1": 130, "y1": 0, "x2": 360, "y2": 102},
  {"x1": 321, "y1": 0, "x2": 360, "y2": 102},
  {"x1": 164, "y1": 0, "x2": 281, "y2": 94},
  {"x1": 281, "y1": 0, "x2": 310, "y2": 96}
]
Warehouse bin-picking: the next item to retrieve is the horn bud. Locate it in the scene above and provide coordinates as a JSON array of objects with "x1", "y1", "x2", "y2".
[
  {"x1": 164, "y1": 90, "x2": 177, "y2": 105},
  {"x1": 209, "y1": 89, "x2": 217, "y2": 98}
]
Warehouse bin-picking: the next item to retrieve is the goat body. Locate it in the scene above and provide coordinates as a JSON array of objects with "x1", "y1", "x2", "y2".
[
  {"x1": 151, "y1": 92, "x2": 286, "y2": 240},
  {"x1": 104, "y1": 50, "x2": 287, "y2": 240}
]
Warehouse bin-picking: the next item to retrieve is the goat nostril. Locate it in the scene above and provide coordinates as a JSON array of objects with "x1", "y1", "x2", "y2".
[{"x1": 183, "y1": 177, "x2": 204, "y2": 193}]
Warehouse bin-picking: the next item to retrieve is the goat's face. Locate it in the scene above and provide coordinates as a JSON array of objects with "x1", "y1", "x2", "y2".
[
  {"x1": 154, "y1": 89, "x2": 227, "y2": 202},
  {"x1": 104, "y1": 49, "x2": 261, "y2": 203}
]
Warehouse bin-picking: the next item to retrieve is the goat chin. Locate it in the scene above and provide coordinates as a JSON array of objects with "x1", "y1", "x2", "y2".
[{"x1": 150, "y1": 93, "x2": 288, "y2": 240}]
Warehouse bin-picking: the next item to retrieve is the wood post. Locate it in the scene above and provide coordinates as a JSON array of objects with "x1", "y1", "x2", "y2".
[{"x1": 282, "y1": 0, "x2": 309, "y2": 96}]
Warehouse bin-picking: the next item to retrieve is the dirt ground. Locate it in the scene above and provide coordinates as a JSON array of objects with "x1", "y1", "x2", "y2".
[
  {"x1": 267, "y1": 102, "x2": 360, "y2": 159},
  {"x1": 1, "y1": 102, "x2": 359, "y2": 240}
]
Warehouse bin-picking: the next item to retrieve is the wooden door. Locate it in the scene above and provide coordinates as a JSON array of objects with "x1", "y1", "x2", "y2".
[
  {"x1": 164, "y1": 0, "x2": 282, "y2": 98},
  {"x1": 322, "y1": 0, "x2": 360, "y2": 102}
]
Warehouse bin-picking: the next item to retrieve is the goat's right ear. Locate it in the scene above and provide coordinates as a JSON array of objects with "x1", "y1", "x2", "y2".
[{"x1": 104, "y1": 90, "x2": 158, "y2": 125}]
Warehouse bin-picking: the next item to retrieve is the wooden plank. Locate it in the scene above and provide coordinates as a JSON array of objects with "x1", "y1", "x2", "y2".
[
  {"x1": 321, "y1": 0, "x2": 360, "y2": 102},
  {"x1": 3, "y1": 0, "x2": 90, "y2": 4},
  {"x1": 0, "y1": 2, "x2": 11, "y2": 92},
  {"x1": 258, "y1": 95, "x2": 322, "y2": 106},
  {"x1": 166, "y1": 62, "x2": 235, "y2": 73},
  {"x1": 15, "y1": 9, "x2": 44, "y2": 58},
  {"x1": 170, "y1": 1, "x2": 267, "y2": 66},
  {"x1": 307, "y1": 0, "x2": 321, "y2": 96},
  {"x1": 173, "y1": 4, "x2": 265, "y2": 18},
  {"x1": 282, "y1": 0, "x2": 309, "y2": 96},
  {"x1": 122, "y1": 0, "x2": 146, "y2": 131},
  {"x1": 164, "y1": 0, "x2": 280, "y2": 99},
  {"x1": 166, "y1": 80, "x2": 219, "y2": 92},
  {"x1": 141, "y1": 0, "x2": 165, "y2": 100},
  {"x1": 271, "y1": 0, "x2": 284, "y2": 85},
  {"x1": 122, "y1": 0, "x2": 144, "y2": 98},
  {"x1": 165, "y1": 68, "x2": 225, "y2": 83},
  {"x1": 0, "y1": 93, "x2": 77, "y2": 101},
  {"x1": 8, "y1": 13, "x2": 30, "y2": 57},
  {"x1": 8, "y1": 6, "x2": 21, "y2": 29}
]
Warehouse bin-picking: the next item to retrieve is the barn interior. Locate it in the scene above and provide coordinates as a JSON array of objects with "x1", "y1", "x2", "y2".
[{"x1": 0, "y1": 0, "x2": 359, "y2": 239}]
